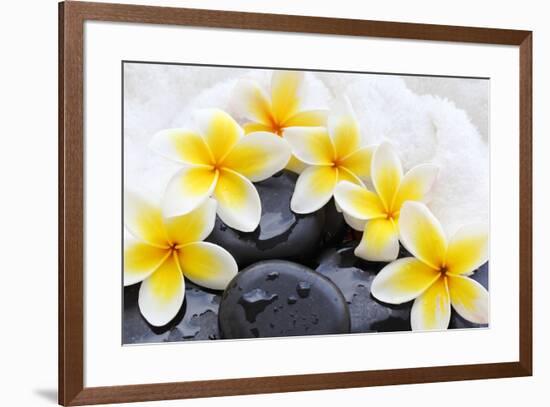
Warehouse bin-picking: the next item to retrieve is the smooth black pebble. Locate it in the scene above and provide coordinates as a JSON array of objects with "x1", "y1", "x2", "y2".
[
  {"x1": 449, "y1": 262, "x2": 489, "y2": 329},
  {"x1": 123, "y1": 281, "x2": 221, "y2": 344},
  {"x1": 320, "y1": 199, "x2": 348, "y2": 247},
  {"x1": 206, "y1": 171, "x2": 325, "y2": 267},
  {"x1": 314, "y1": 244, "x2": 412, "y2": 333},
  {"x1": 218, "y1": 260, "x2": 351, "y2": 339}
]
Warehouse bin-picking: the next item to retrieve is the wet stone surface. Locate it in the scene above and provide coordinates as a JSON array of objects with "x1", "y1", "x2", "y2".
[
  {"x1": 218, "y1": 260, "x2": 351, "y2": 339},
  {"x1": 314, "y1": 244, "x2": 412, "y2": 333},
  {"x1": 122, "y1": 281, "x2": 222, "y2": 344},
  {"x1": 206, "y1": 171, "x2": 329, "y2": 268},
  {"x1": 449, "y1": 262, "x2": 489, "y2": 329},
  {"x1": 320, "y1": 199, "x2": 347, "y2": 247}
]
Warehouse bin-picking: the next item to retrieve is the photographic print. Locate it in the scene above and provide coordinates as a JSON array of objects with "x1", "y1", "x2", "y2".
[{"x1": 122, "y1": 62, "x2": 489, "y2": 344}]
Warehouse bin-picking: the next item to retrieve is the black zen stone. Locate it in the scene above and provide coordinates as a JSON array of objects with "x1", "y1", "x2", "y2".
[
  {"x1": 314, "y1": 244, "x2": 412, "y2": 333},
  {"x1": 123, "y1": 281, "x2": 222, "y2": 344},
  {"x1": 449, "y1": 262, "x2": 489, "y2": 330},
  {"x1": 206, "y1": 171, "x2": 325, "y2": 268},
  {"x1": 320, "y1": 199, "x2": 348, "y2": 247},
  {"x1": 218, "y1": 260, "x2": 350, "y2": 339}
]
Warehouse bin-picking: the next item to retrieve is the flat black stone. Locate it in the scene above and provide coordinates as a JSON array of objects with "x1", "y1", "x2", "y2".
[
  {"x1": 123, "y1": 281, "x2": 222, "y2": 344},
  {"x1": 206, "y1": 171, "x2": 326, "y2": 268},
  {"x1": 314, "y1": 244, "x2": 412, "y2": 333},
  {"x1": 449, "y1": 262, "x2": 489, "y2": 329},
  {"x1": 218, "y1": 260, "x2": 351, "y2": 339}
]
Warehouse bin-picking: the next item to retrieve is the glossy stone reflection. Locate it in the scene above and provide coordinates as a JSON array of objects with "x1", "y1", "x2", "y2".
[
  {"x1": 314, "y1": 244, "x2": 411, "y2": 333},
  {"x1": 320, "y1": 199, "x2": 347, "y2": 247},
  {"x1": 207, "y1": 171, "x2": 325, "y2": 267},
  {"x1": 122, "y1": 281, "x2": 222, "y2": 344},
  {"x1": 218, "y1": 260, "x2": 350, "y2": 339}
]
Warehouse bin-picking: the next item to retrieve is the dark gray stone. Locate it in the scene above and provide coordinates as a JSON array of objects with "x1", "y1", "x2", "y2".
[
  {"x1": 122, "y1": 281, "x2": 221, "y2": 344},
  {"x1": 206, "y1": 171, "x2": 326, "y2": 268},
  {"x1": 314, "y1": 244, "x2": 412, "y2": 333},
  {"x1": 320, "y1": 199, "x2": 347, "y2": 248},
  {"x1": 218, "y1": 260, "x2": 351, "y2": 339}
]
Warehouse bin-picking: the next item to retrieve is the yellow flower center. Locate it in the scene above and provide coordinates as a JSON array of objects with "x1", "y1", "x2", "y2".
[
  {"x1": 267, "y1": 115, "x2": 284, "y2": 136},
  {"x1": 384, "y1": 209, "x2": 399, "y2": 222},
  {"x1": 272, "y1": 123, "x2": 284, "y2": 136}
]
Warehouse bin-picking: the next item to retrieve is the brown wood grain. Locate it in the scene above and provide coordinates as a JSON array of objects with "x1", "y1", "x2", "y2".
[
  {"x1": 59, "y1": 1, "x2": 533, "y2": 405},
  {"x1": 59, "y1": 1, "x2": 85, "y2": 405},
  {"x1": 518, "y1": 33, "x2": 533, "y2": 374}
]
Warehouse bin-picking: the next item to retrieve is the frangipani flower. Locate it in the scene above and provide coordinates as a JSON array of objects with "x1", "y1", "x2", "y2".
[
  {"x1": 150, "y1": 109, "x2": 291, "y2": 232},
  {"x1": 372, "y1": 201, "x2": 489, "y2": 331},
  {"x1": 232, "y1": 71, "x2": 328, "y2": 173},
  {"x1": 124, "y1": 192, "x2": 238, "y2": 326},
  {"x1": 334, "y1": 142, "x2": 438, "y2": 261},
  {"x1": 285, "y1": 99, "x2": 376, "y2": 214}
]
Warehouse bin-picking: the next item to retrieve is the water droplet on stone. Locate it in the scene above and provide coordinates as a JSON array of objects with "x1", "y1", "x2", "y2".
[
  {"x1": 296, "y1": 281, "x2": 311, "y2": 298},
  {"x1": 238, "y1": 288, "x2": 278, "y2": 323},
  {"x1": 218, "y1": 260, "x2": 350, "y2": 339},
  {"x1": 266, "y1": 272, "x2": 279, "y2": 281}
]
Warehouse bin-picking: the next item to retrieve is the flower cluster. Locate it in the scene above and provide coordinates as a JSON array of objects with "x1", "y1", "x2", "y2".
[
  {"x1": 124, "y1": 193, "x2": 237, "y2": 326},
  {"x1": 125, "y1": 70, "x2": 489, "y2": 331}
]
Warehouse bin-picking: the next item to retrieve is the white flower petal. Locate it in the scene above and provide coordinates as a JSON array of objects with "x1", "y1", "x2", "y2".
[
  {"x1": 124, "y1": 191, "x2": 169, "y2": 247},
  {"x1": 399, "y1": 201, "x2": 448, "y2": 270},
  {"x1": 231, "y1": 79, "x2": 272, "y2": 124},
  {"x1": 285, "y1": 155, "x2": 308, "y2": 174},
  {"x1": 371, "y1": 142, "x2": 403, "y2": 211},
  {"x1": 138, "y1": 255, "x2": 185, "y2": 327},
  {"x1": 334, "y1": 181, "x2": 385, "y2": 220},
  {"x1": 445, "y1": 224, "x2": 489, "y2": 276},
  {"x1": 393, "y1": 164, "x2": 439, "y2": 210},
  {"x1": 149, "y1": 128, "x2": 212, "y2": 166},
  {"x1": 124, "y1": 238, "x2": 169, "y2": 286},
  {"x1": 371, "y1": 257, "x2": 441, "y2": 304},
  {"x1": 283, "y1": 127, "x2": 335, "y2": 166},
  {"x1": 162, "y1": 167, "x2": 218, "y2": 218},
  {"x1": 411, "y1": 276, "x2": 451, "y2": 331},
  {"x1": 327, "y1": 97, "x2": 361, "y2": 159},
  {"x1": 283, "y1": 109, "x2": 328, "y2": 127},
  {"x1": 340, "y1": 145, "x2": 376, "y2": 183},
  {"x1": 343, "y1": 212, "x2": 367, "y2": 232},
  {"x1": 271, "y1": 70, "x2": 304, "y2": 123},
  {"x1": 213, "y1": 169, "x2": 261, "y2": 232},
  {"x1": 290, "y1": 165, "x2": 338, "y2": 214},
  {"x1": 448, "y1": 274, "x2": 489, "y2": 324},
  {"x1": 178, "y1": 242, "x2": 238, "y2": 290},
  {"x1": 354, "y1": 218, "x2": 400, "y2": 262},
  {"x1": 165, "y1": 199, "x2": 217, "y2": 246},
  {"x1": 221, "y1": 131, "x2": 291, "y2": 182},
  {"x1": 243, "y1": 122, "x2": 275, "y2": 134},
  {"x1": 337, "y1": 167, "x2": 366, "y2": 187},
  {"x1": 194, "y1": 109, "x2": 243, "y2": 161}
]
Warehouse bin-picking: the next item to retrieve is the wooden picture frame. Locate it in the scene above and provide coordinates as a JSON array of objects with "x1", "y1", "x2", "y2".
[{"x1": 59, "y1": 1, "x2": 532, "y2": 405}]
